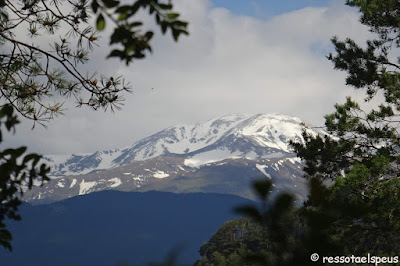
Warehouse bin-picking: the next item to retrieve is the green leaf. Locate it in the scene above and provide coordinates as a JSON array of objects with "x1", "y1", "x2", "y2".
[
  {"x1": 101, "y1": 0, "x2": 119, "y2": 8},
  {"x1": 167, "y1": 13, "x2": 179, "y2": 20},
  {"x1": 172, "y1": 29, "x2": 179, "y2": 41},
  {"x1": 144, "y1": 31, "x2": 154, "y2": 41},
  {"x1": 116, "y1": 5, "x2": 131, "y2": 14},
  {"x1": 130, "y1": 1, "x2": 142, "y2": 15},
  {"x1": 96, "y1": 14, "x2": 106, "y2": 31},
  {"x1": 160, "y1": 21, "x2": 167, "y2": 34},
  {"x1": 3, "y1": 147, "x2": 27, "y2": 159},
  {"x1": 158, "y1": 3, "x2": 172, "y2": 10},
  {"x1": 118, "y1": 12, "x2": 128, "y2": 21},
  {"x1": 22, "y1": 153, "x2": 40, "y2": 165},
  {"x1": 107, "y1": 49, "x2": 125, "y2": 58},
  {"x1": 91, "y1": 0, "x2": 99, "y2": 13},
  {"x1": 0, "y1": 104, "x2": 14, "y2": 119},
  {"x1": 125, "y1": 44, "x2": 136, "y2": 55},
  {"x1": 149, "y1": 5, "x2": 155, "y2": 14},
  {"x1": 129, "y1": 21, "x2": 143, "y2": 28}
]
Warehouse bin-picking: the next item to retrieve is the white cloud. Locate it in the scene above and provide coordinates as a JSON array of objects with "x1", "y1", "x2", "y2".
[{"x1": 3, "y1": 0, "x2": 375, "y2": 155}]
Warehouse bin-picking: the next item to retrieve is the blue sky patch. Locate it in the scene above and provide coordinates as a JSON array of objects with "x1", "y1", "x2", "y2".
[{"x1": 212, "y1": 0, "x2": 332, "y2": 19}]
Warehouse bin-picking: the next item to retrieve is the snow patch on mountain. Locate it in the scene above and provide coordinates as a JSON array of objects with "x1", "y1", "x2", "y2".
[
  {"x1": 79, "y1": 179, "x2": 97, "y2": 195},
  {"x1": 287, "y1": 157, "x2": 302, "y2": 165},
  {"x1": 70, "y1": 179, "x2": 77, "y2": 188},
  {"x1": 57, "y1": 180, "x2": 65, "y2": 188},
  {"x1": 236, "y1": 114, "x2": 304, "y2": 152},
  {"x1": 108, "y1": 177, "x2": 122, "y2": 188},
  {"x1": 43, "y1": 149, "x2": 122, "y2": 178},
  {"x1": 256, "y1": 164, "x2": 271, "y2": 179},
  {"x1": 43, "y1": 113, "x2": 324, "y2": 177},
  {"x1": 153, "y1": 171, "x2": 169, "y2": 179},
  {"x1": 183, "y1": 149, "x2": 288, "y2": 168},
  {"x1": 184, "y1": 148, "x2": 242, "y2": 167}
]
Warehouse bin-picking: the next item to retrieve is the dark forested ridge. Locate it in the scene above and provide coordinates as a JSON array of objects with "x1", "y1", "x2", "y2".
[{"x1": 0, "y1": 191, "x2": 252, "y2": 266}]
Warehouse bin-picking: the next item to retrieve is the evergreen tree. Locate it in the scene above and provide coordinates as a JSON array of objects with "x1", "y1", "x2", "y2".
[
  {"x1": 195, "y1": 181, "x2": 302, "y2": 266},
  {"x1": 290, "y1": 0, "x2": 400, "y2": 256},
  {"x1": 0, "y1": 0, "x2": 188, "y2": 251},
  {"x1": 198, "y1": 1, "x2": 400, "y2": 264}
]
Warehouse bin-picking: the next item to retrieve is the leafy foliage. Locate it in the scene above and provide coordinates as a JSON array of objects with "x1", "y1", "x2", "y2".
[
  {"x1": 198, "y1": 1, "x2": 400, "y2": 264},
  {"x1": 0, "y1": 0, "x2": 188, "y2": 125},
  {"x1": 0, "y1": 0, "x2": 188, "y2": 251},
  {"x1": 195, "y1": 180, "x2": 303, "y2": 266},
  {"x1": 195, "y1": 217, "x2": 267, "y2": 265},
  {"x1": 290, "y1": 0, "x2": 400, "y2": 258},
  {"x1": 303, "y1": 166, "x2": 400, "y2": 256},
  {"x1": 0, "y1": 104, "x2": 50, "y2": 251}
]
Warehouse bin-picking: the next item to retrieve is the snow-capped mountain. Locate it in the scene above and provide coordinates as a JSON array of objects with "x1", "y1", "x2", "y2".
[
  {"x1": 24, "y1": 113, "x2": 324, "y2": 205},
  {"x1": 26, "y1": 155, "x2": 308, "y2": 204},
  {"x1": 43, "y1": 113, "x2": 321, "y2": 177}
]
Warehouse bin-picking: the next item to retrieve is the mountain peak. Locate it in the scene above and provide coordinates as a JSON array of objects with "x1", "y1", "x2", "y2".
[{"x1": 43, "y1": 113, "x2": 321, "y2": 177}]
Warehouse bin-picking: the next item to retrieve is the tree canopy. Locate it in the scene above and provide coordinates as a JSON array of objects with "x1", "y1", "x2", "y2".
[
  {"x1": 199, "y1": 0, "x2": 400, "y2": 264},
  {"x1": 291, "y1": 0, "x2": 400, "y2": 255},
  {"x1": 0, "y1": 0, "x2": 188, "y2": 124},
  {"x1": 0, "y1": 0, "x2": 188, "y2": 251},
  {"x1": 196, "y1": 180, "x2": 301, "y2": 266}
]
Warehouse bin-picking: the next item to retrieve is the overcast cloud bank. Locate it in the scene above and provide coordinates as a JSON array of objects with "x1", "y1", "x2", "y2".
[{"x1": 3, "y1": 0, "x2": 373, "y2": 155}]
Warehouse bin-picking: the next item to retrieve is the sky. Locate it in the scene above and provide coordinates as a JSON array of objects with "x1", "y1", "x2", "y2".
[{"x1": 3, "y1": 0, "x2": 375, "y2": 155}]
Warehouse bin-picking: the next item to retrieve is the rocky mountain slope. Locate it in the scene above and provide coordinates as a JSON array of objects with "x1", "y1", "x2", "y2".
[
  {"x1": 43, "y1": 113, "x2": 318, "y2": 177},
  {"x1": 25, "y1": 113, "x2": 323, "y2": 204}
]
